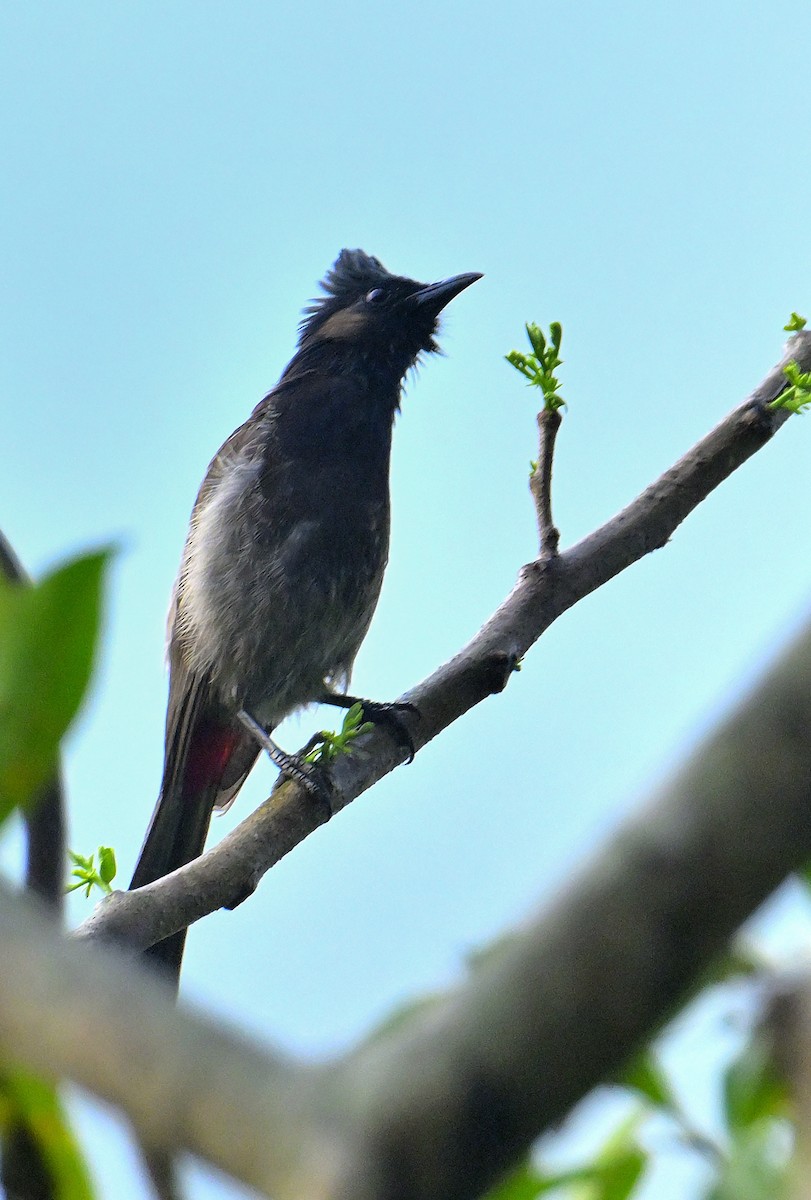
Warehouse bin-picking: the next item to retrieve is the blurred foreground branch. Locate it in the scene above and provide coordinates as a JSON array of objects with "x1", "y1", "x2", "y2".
[{"x1": 0, "y1": 611, "x2": 809, "y2": 1197}]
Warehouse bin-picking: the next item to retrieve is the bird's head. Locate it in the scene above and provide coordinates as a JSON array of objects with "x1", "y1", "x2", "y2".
[{"x1": 295, "y1": 249, "x2": 481, "y2": 380}]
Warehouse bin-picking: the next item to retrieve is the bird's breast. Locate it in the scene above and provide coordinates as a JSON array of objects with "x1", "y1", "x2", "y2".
[{"x1": 175, "y1": 447, "x2": 391, "y2": 720}]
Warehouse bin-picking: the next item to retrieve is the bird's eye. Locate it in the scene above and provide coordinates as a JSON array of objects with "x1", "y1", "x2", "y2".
[{"x1": 365, "y1": 288, "x2": 384, "y2": 304}]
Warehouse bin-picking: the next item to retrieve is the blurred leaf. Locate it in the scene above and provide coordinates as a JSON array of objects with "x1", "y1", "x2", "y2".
[
  {"x1": 484, "y1": 1160, "x2": 548, "y2": 1200},
  {"x1": 724, "y1": 1036, "x2": 788, "y2": 1132},
  {"x1": 701, "y1": 942, "x2": 770, "y2": 986},
  {"x1": 0, "y1": 1069, "x2": 95, "y2": 1199},
  {"x1": 483, "y1": 1113, "x2": 649, "y2": 1200},
  {"x1": 484, "y1": 1161, "x2": 603, "y2": 1200},
  {"x1": 585, "y1": 1112, "x2": 648, "y2": 1200},
  {"x1": 0, "y1": 551, "x2": 109, "y2": 820},
  {"x1": 620, "y1": 1051, "x2": 678, "y2": 1112},
  {"x1": 590, "y1": 1149, "x2": 646, "y2": 1200},
  {"x1": 704, "y1": 1121, "x2": 789, "y2": 1200}
]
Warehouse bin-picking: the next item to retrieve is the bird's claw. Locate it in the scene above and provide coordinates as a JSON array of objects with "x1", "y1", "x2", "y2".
[{"x1": 357, "y1": 700, "x2": 420, "y2": 764}]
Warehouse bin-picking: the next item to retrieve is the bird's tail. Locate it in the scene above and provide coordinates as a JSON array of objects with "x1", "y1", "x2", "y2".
[{"x1": 130, "y1": 680, "x2": 257, "y2": 987}]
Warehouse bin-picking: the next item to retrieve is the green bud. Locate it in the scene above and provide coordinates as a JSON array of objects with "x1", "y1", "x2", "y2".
[
  {"x1": 99, "y1": 846, "x2": 117, "y2": 884},
  {"x1": 526, "y1": 323, "x2": 547, "y2": 358}
]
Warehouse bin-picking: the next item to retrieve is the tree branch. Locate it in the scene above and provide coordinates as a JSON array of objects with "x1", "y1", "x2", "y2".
[
  {"x1": 5, "y1": 610, "x2": 811, "y2": 1197},
  {"x1": 76, "y1": 331, "x2": 811, "y2": 954}
]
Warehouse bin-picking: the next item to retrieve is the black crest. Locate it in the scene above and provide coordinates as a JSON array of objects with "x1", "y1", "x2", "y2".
[{"x1": 298, "y1": 249, "x2": 395, "y2": 343}]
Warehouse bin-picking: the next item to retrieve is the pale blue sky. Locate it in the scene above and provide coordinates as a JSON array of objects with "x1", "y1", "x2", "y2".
[{"x1": 2, "y1": 3, "x2": 810, "y2": 1197}]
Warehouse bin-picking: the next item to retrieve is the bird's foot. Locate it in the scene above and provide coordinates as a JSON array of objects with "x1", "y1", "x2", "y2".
[
  {"x1": 357, "y1": 699, "x2": 420, "y2": 763},
  {"x1": 236, "y1": 710, "x2": 334, "y2": 818},
  {"x1": 318, "y1": 693, "x2": 420, "y2": 763}
]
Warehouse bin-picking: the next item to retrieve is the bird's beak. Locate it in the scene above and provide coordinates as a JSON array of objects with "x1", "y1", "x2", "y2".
[{"x1": 410, "y1": 272, "x2": 483, "y2": 314}]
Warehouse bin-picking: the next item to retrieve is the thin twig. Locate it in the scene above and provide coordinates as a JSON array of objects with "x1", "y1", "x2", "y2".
[{"x1": 530, "y1": 405, "x2": 562, "y2": 557}]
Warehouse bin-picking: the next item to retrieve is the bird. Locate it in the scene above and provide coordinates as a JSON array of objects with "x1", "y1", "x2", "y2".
[{"x1": 130, "y1": 248, "x2": 481, "y2": 983}]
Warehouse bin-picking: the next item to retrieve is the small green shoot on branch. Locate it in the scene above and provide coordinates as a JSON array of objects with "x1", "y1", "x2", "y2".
[
  {"x1": 769, "y1": 360, "x2": 811, "y2": 416},
  {"x1": 303, "y1": 702, "x2": 374, "y2": 766},
  {"x1": 66, "y1": 845, "x2": 117, "y2": 898},
  {"x1": 506, "y1": 322, "x2": 565, "y2": 411},
  {"x1": 769, "y1": 313, "x2": 811, "y2": 414}
]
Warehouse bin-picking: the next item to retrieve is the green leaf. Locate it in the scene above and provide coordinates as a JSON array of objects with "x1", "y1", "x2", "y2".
[
  {"x1": 0, "y1": 551, "x2": 109, "y2": 820},
  {"x1": 505, "y1": 351, "x2": 537, "y2": 382},
  {"x1": 483, "y1": 1160, "x2": 604, "y2": 1199},
  {"x1": 0, "y1": 1069, "x2": 95, "y2": 1200},
  {"x1": 98, "y1": 845, "x2": 117, "y2": 885},
  {"x1": 484, "y1": 1114, "x2": 649, "y2": 1200},
  {"x1": 343, "y1": 702, "x2": 364, "y2": 730},
  {"x1": 704, "y1": 1120, "x2": 789, "y2": 1200},
  {"x1": 621, "y1": 1050, "x2": 678, "y2": 1112},
  {"x1": 586, "y1": 1112, "x2": 648, "y2": 1200},
  {"x1": 768, "y1": 360, "x2": 811, "y2": 415},
  {"x1": 505, "y1": 321, "x2": 566, "y2": 411},
  {"x1": 723, "y1": 1036, "x2": 787, "y2": 1132},
  {"x1": 66, "y1": 845, "x2": 117, "y2": 898},
  {"x1": 303, "y1": 701, "x2": 376, "y2": 765},
  {"x1": 784, "y1": 312, "x2": 807, "y2": 332},
  {"x1": 592, "y1": 1149, "x2": 647, "y2": 1200},
  {"x1": 700, "y1": 942, "x2": 769, "y2": 986},
  {"x1": 477, "y1": 1159, "x2": 547, "y2": 1200},
  {"x1": 527, "y1": 322, "x2": 547, "y2": 358}
]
